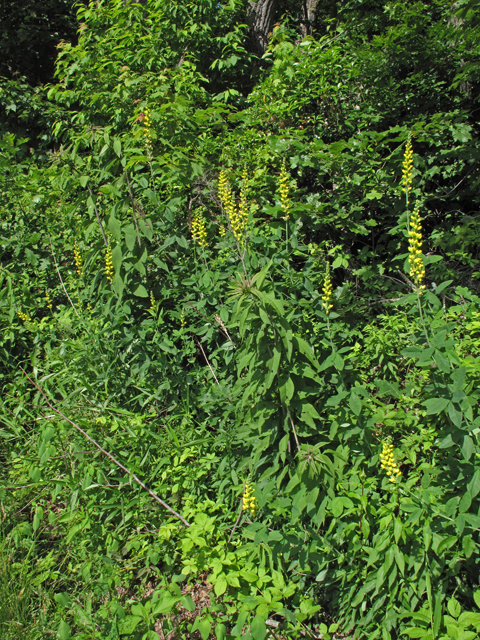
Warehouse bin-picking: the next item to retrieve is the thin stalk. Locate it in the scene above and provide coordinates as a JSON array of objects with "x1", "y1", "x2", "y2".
[
  {"x1": 87, "y1": 185, "x2": 108, "y2": 247},
  {"x1": 124, "y1": 169, "x2": 141, "y2": 247},
  {"x1": 194, "y1": 338, "x2": 220, "y2": 386},
  {"x1": 50, "y1": 241, "x2": 91, "y2": 336},
  {"x1": 416, "y1": 291, "x2": 431, "y2": 347},
  {"x1": 20, "y1": 368, "x2": 191, "y2": 527}
]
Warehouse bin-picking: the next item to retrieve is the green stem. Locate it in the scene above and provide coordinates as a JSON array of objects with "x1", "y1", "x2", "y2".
[{"x1": 416, "y1": 290, "x2": 430, "y2": 347}]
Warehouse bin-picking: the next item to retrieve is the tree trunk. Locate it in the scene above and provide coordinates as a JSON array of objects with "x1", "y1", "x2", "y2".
[
  {"x1": 248, "y1": 0, "x2": 278, "y2": 56},
  {"x1": 300, "y1": 0, "x2": 318, "y2": 37}
]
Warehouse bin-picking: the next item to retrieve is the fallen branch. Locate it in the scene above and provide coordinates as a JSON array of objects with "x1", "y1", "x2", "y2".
[{"x1": 20, "y1": 368, "x2": 190, "y2": 527}]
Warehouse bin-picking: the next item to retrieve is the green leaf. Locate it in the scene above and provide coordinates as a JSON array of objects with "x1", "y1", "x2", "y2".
[
  {"x1": 113, "y1": 274, "x2": 124, "y2": 297},
  {"x1": 181, "y1": 595, "x2": 195, "y2": 612},
  {"x1": 459, "y1": 490, "x2": 472, "y2": 514},
  {"x1": 112, "y1": 244, "x2": 122, "y2": 273},
  {"x1": 214, "y1": 575, "x2": 227, "y2": 596},
  {"x1": 113, "y1": 138, "x2": 122, "y2": 157},
  {"x1": 250, "y1": 615, "x2": 267, "y2": 640},
  {"x1": 232, "y1": 612, "x2": 248, "y2": 636},
  {"x1": 334, "y1": 353, "x2": 344, "y2": 371},
  {"x1": 133, "y1": 284, "x2": 149, "y2": 298},
  {"x1": 153, "y1": 595, "x2": 180, "y2": 615},
  {"x1": 393, "y1": 545, "x2": 405, "y2": 575},
  {"x1": 198, "y1": 618, "x2": 211, "y2": 640},
  {"x1": 125, "y1": 228, "x2": 137, "y2": 251},
  {"x1": 139, "y1": 218, "x2": 153, "y2": 240},
  {"x1": 79, "y1": 176, "x2": 89, "y2": 188},
  {"x1": 468, "y1": 469, "x2": 480, "y2": 498},
  {"x1": 447, "y1": 597, "x2": 461, "y2": 619},
  {"x1": 404, "y1": 628, "x2": 431, "y2": 639},
  {"x1": 461, "y1": 435, "x2": 475, "y2": 461},
  {"x1": 462, "y1": 534, "x2": 476, "y2": 558},
  {"x1": 422, "y1": 398, "x2": 449, "y2": 415},
  {"x1": 215, "y1": 623, "x2": 227, "y2": 640},
  {"x1": 448, "y1": 402, "x2": 463, "y2": 428},
  {"x1": 58, "y1": 620, "x2": 71, "y2": 640},
  {"x1": 349, "y1": 392, "x2": 362, "y2": 416},
  {"x1": 108, "y1": 216, "x2": 122, "y2": 241}
]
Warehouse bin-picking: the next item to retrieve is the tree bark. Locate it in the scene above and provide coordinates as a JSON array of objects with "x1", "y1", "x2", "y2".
[
  {"x1": 248, "y1": 0, "x2": 278, "y2": 56},
  {"x1": 300, "y1": 0, "x2": 318, "y2": 37}
]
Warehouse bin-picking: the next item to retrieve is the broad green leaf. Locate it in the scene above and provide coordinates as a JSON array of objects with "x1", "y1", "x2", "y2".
[
  {"x1": 108, "y1": 216, "x2": 122, "y2": 241},
  {"x1": 215, "y1": 623, "x2": 227, "y2": 640},
  {"x1": 349, "y1": 392, "x2": 362, "y2": 416},
  {"x1": 214, "y1": 575, "x2": 227, "y2": 596},
  {"x1": 459, "y1": 490, "x2": 472, "y2": 514},
  {"x1": 461, "y1": 435, "x2": 475, "y2": 461},
  {"x1": 198, "y1": 618, "x2": 211, "y2": 640},
  {"x1": 422, "y1": 398, "x2": 449, "y2": 415},
  {"x1": 112, "y1": 244, "x2": 122, "y2": 272},
  {"x1": 58, "y1": 620, "x2": 71, "y2": 640},
  {"x1": 447, "y1": 597, "x2": 461, "y2": 619},
  {"x1": 133, "y1": 284, "x2": 149, "y2": 298},
  {"x1": 250, "y1": 615, "x2": 267, "y2": 640}
]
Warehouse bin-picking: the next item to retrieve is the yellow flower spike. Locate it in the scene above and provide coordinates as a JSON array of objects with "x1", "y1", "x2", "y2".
[
  {"x1": 150, "y1": 291, "x2": 155, "y2": 310},
  {"x1": 243, "y1": 481, "x2": 258, "y2": 517},
  {"x1": 17, "y1": 310, "x2": 36, "y2": 328},
  {"x1": 402, "y1": 133, "x2": 414, "y2": 201},
  {"x1": 380, "y1": 440, "x2": 401, "y2": 483},
  {"x1": 17, "y1": 310, "x2": 30, "y2": 323},
  {"x1": 180, "y1": 308, "x2": 186, "y2": 328},
  {"x1": 322, "y1": 261, "x2": 333, "y2": 315},
  {"x1": 408, "y1": 201, "x2": 426, "y2": 293},
  {"x1": 45, "y1": 289, "x2": 53, "y2": 310},
  {"x1": 105, "y1": 245, "x2": 114, "y2": 283},
  {"x1": 74, "y1": 242, "x2": 84, "y2": 277},
  {"x1": 192, "y1": 210, "x2": 208, "y2": 248},
  {"x1": 144, "y1": 107, "x2": 153, "y2": 157},
  {"x1": 239, "y1": 168, "x2": 249, "y2": 231},
  {"x1": 279, "y1": 163, "x2": 290, "y2": 221},
  {"x1": 218, "y1": 169, "x2": 229, "y2": 206},
  {"x1": 219, "y1": 224, "x2": 226, "y2": 238}
]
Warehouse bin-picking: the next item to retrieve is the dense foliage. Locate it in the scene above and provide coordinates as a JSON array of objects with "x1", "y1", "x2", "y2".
[{"x1": 2, "y1": 1, "x2": 480, "y2": 639}]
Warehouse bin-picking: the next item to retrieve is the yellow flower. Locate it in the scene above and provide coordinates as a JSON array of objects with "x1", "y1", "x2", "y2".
[
  {"x1": 402, "y1": 134, "x2": 414, "y2": 201},
  {"x1": 322, "y1": 262, "x2": 333, "y2": 314},
  {"x1": 74, "y1": 242, "x2": 84, "y2": 277},
  {"x1": 408, "y1": 201, "x2": 426, "y2": 293},
  {"x1": 192, "y1": 210, "x2": 208, "y2": 247},
  {"x1": 218, "y1": 169, "x2": 248, "y2": 245},
  {"x1": 180, "y1": 308, "x2": 186, "y2": 328},
  {"x1": 380, "y1": 441, "x2": 401, "y2": 483},
  {"x1": 144, "y1": 107, "x2": 152, "y2": 156},
  {"x1": 105, "y1": 245, "x2": 114, "y2": 283},
  {"x1": 279, "y1": 163, "x2": 290, "y2": 220},
  {"x1": 243, "y1": 481, "x2": 258, "y2": 516},
  {"x1": 17, "y1": 310, "x2": 36, "y2": 328},
  {"x1": 45, "y1": 289, "x2": 53, "y2": 310},
  {"x1": 218, "y1": 169, "x2": 229, "y2": 205}
]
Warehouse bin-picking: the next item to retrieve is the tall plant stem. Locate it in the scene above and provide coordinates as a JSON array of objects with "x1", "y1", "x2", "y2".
[
  {"x1": 124, "y1": 168, "x2": 141, "y2": 247},
  {"x1": 416, "y1": 291, "x2": 430, "y2": 347},
  {"x1": 87, "y1": 185, "x2": 108, "y2": 247},
  {"x1": 195, "y1": 337, "x2": 220, "y2": 386},
  {"x1": 20, "y1": 368, "x2": 191, "y2": 527},
  {"x1": 50, "y1": 241, "x2": 90, "y2": 336}
]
